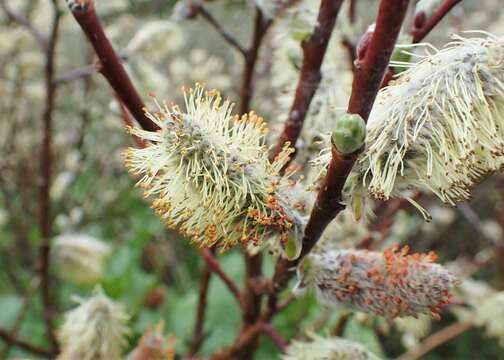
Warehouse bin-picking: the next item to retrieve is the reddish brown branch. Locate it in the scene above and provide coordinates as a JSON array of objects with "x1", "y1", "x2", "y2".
[
  {"x1": 188, "y1": 259, "x2": 213, "y2": 356},
  {"x1": 200, "y1": 249, "x2": 241, "y2": 300},
  {"x1": 271, "y1": 0, "x2": 409, "y2": 309},
  {"x1": 381, "y1": 0, "x2": 462, "y2": 88},
  {"x1": 272, "y1": 148, "x2": 359, "y2": 289},
  {"x1": 198, "y1": 6, "x2": 247, "y2": 56},
  {"x1": 347, "y1": 0, "x2": 409, "y2": 119},
  {"x1": 0, "y1": 329, "x2": 52, "y2": 358},
  {"x1": 410, "y1": 0, "x2": 462, "y2": 43},
  {"x1": 38, "y1": 0, "x2": 61, "y2": 354},
  {"x1": 67, "y1": 0, "x2": 157, "y2": 132},
  {"x1": 239, "y1": 9, "x2": 272, "y2": 115},
  {"x1": 270, "y1": 0, "x2": 344, "y2": 161},
  {"x1": 258, "y1": 323, "x2": 287, "y2": 352}
]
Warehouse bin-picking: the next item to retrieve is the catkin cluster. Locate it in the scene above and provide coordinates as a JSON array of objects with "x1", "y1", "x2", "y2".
[
  {"x1": 125, "y1": 84, "x2": 307, "y2": 258},
  {"x1": 295, "y1": 246, "x2": 457, "y2": 319}
]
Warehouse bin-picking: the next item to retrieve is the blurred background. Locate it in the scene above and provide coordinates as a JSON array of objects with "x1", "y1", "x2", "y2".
[{"x1": 1, "y1": 0, "x2": 504, "y2": 358}]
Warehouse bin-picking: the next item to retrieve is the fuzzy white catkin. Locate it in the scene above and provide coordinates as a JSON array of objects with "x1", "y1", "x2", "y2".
[
  {"x1": 315, "y1": 34, "x2": 504, "y2": 214},
  {"x1": 283, "y1": 335, "x2": 380, "y2": 360},
  {"x1": 363, "y1": 33, "x2": 504, "y2": 204},
  {"x1": 57, "y1": 289, "x2": 130, "y2": 360},
  {"x1": 125, "y1": 84, "x2": 308, "y2": 258},
  {"x1": 52, "y1": 233, "x2": 111, "y2": 286},
  {"x1": 295, "y1": 247, "x2": 457, "y2": 319}
]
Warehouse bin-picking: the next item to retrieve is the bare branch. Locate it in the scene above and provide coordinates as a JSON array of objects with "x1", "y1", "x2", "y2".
[
  {"x1": 258, "y1": 323, "x2": 287, "y2": 352},
  {"x1": 0, "y1": 329, "x2": 51, "y2": 358},
  {"x1": 410, "y1": 0, "x2": 463, "y2": 43},
  {"x1": 239, "y1": 8, "x2": 272, "y2": 115},
  {"x1": 0, "y1": 279, "x2": 40, "y2": 358},
  {"x1": 188, "y1": 256, "x2": 213, "y2": 356},
  {"x1": 66, "y1": 0, "x2": 157, "y2": 132},
  {"x1": 200, "y1": 249, "x2": 241, "y2": 300},
  {"x1": 397, "y1": 321, "x2": 473, "y2": 360},
  {"x1": 38, "y1": 0, "x2": 61, "y2": 353},
  {"x1": 198, "y1": 5, "x2": 247, "y2": 56},
  {"x1": 271, "y1": 0, "x2": 344, "y2": 162}
]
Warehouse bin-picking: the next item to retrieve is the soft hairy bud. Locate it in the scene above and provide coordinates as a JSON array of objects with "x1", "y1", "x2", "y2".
[
  {"x1": 294, "y1": 246, "x2": 457, "y2": 319},
  {"x1": 124, "y1": 84, "x2": 308, "y2": 257},
  {"x1": 283, "y1": 334, "x2": 380, "y2": 360},
  {"x1": 57, "y1": 288, "x2": 130, "y2": 360},
  {"x1": 52, "y1": 233, "x2": 111, "y2": 286},
  {"x1": 331, "y1": 113, "x2": 366, "y2": 154}
]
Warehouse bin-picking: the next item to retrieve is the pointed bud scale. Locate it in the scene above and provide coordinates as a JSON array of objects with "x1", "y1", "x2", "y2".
[
  {"x1": 295, "y1": 246, "x2": 457, "y2": 319},
  {"x1": 331, "y1": 113, "x2": 366, "y2": 154}
]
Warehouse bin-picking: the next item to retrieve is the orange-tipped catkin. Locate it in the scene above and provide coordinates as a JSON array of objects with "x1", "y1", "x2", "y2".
[{"x1": 294, "y1": 246, "x2": 458, "y2": 319}]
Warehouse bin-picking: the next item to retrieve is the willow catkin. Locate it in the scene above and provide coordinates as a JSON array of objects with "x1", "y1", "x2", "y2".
[
  {"x1": 57, "y1": 289, "x2": 130, "y2": 360},
  {"x1": 125, "y1": 84, "x2": 308, "y2": 258},
  {"x1": 294, "y1": 246, "x2": 457, "y2": 319}
]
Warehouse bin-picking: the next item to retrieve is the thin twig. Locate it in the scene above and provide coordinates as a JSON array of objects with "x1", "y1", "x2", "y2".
[
  {"x1": 54, "y1": 53, "x2": 129, "y2": 86},
  {"x1": 270, "y1": 0, "x2": 344, "y2": 162},
  {"x1": 54, "y1": 63, "x2": 97, "y2": 86},
  {"x1": 200, "y1": 249, "x2": 241, "y2": 300},
  {"x1": 410, "y1": 0, "x2": 462, "y2": 43},
  {"x1": 67, "y1": 0, "x2": 157, "y2": 132},
  {"x1": 0, "y1": 279, "x2": 40, "y2": 358},
  {"x1": 331, "y1": 312, "x2": 351, "y2": 337},
  {"x1": 188, "y1": 256, "x2": 213, "y2": 356},
  {"x1": 198, "y1": 6, "x2": 247, "y2": 56},
  {"x1": 396, "y1": 321, "x2": 473, "y2": 360},
  {"x1": 38, "y1": 0, "x2": 61, "y2": 354},
  {"x1": 258, "y1": 323, "x2": 287, "y2": 352},
  {"x1": 0, "y1": 0, "x2": 48, "y2": 48},
  {"x1": 0, "y1": 329, "x2": 51, "y2": 358},
  {"x1": 239, "y1": 8, "x2": 272, "y2": 115},
  {"x1": 381, "y1": 0, "x2": 462, "y2": 88}
]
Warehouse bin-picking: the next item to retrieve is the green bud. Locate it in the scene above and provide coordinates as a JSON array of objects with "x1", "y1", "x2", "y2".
[
  {"x1": 282, "y1": 234, "x2": 302, "y2": 261},
  {"x1": 331, "y1": 114, "x2": 366, "y2": 154}
]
